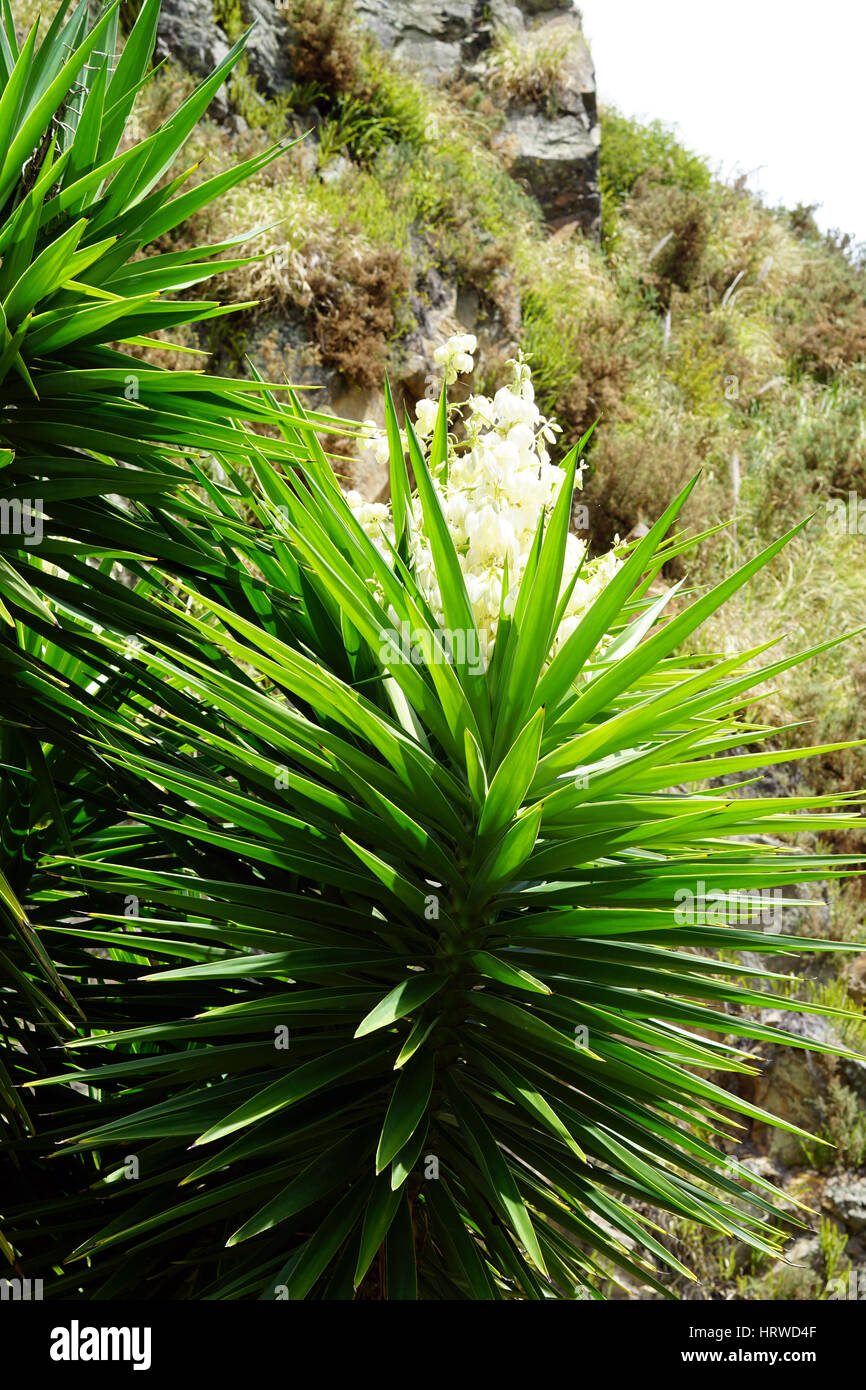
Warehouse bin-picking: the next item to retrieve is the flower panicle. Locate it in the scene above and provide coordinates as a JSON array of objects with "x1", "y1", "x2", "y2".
[{"x1": 348, "y1": 335, "x2": 621, "y2": 667}]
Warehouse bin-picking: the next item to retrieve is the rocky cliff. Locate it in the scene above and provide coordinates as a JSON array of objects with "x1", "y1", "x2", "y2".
[
  {"x1": 156, "y1": 0, "x2": 600, "y2": 229},
  {"x1": 352, "y1": 0, "x2": 600, "y2": 228}
]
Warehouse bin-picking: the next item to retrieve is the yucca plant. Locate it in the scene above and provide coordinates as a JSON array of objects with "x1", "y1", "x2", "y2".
[
  {"x1": 2, "y1": 3, "x2": 864, "y2": 1302},
  {"x1": 0, "y1": 0, "x2": 336, "y2": 1078},
  {"x1": 0, "y1": 0, "x2": 333, "y2": 627},
  {"x1": 0, "y1": 0, "x2": 347, "y2": 1259},
  {"x1": 5, "y1": 351, "x2": 865, "y2": 1298}
]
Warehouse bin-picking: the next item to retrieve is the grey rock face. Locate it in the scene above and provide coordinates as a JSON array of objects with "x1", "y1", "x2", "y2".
[
  {"x1": 354, "y1": 1, "x2": 476, "y2": 74},
  {"x1": 353, "y1": 0, "x2": 579, "y2": 71},
  {"x1": 245, "y1": 0, "x2": 295, "y2": 92},
  {"x1": 825, "y1": 1174, "x2": 866, "y2": 1233},
  {"x1": 354, "y1": 1, "x2": 507, "y2": 76},
  {"x1": 496, "y1": 107, "x2": 599, "y2": 229},
  {"x1": 154, "y1": 0, "x2": 230, "y2": 82},
  {"x1": 155, "y1": 0, "x2": 293, "y2": 96}
]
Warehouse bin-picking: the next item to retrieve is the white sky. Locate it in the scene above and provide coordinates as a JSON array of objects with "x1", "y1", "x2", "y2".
[{"x1": 581, "y1": 0, "x2": 865, "y2": 242}]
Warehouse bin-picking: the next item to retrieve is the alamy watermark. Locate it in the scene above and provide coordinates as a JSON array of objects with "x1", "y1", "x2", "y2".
[
  {"x1": 0, "y1": 498, "x2": 43, "y2": 546},
  {"x1": 827, "y1": 1269, "x2": 866, "y2": 1300},
  {"x1": 674, "y1": 880, "x2": 785, "y2": 932},
  {"x1": 379, "y1": 622, "x2": 485, "y2": 677},
  {"x1": 825, "y1": 492, "x2": 866, "y2": 536},
  {"x1": 1, "y1": 1276, "x2": 42, "y2": 1300},
  {"x1": 49, "y1": 1321, "x2": 151, "y2": 1371}
]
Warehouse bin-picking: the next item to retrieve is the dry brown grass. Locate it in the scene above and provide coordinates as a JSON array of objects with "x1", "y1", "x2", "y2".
[{"x1": 282, "y1": 0, "x2": 366, "y2": 98}]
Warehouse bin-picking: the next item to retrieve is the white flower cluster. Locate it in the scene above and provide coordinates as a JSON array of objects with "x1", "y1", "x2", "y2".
[
  {"x1": 348, "y1": 336, "x2": 621, "y2": 669},
  {"x1": 433, "y1": 333, "x2": 478, "y2": 385}
]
